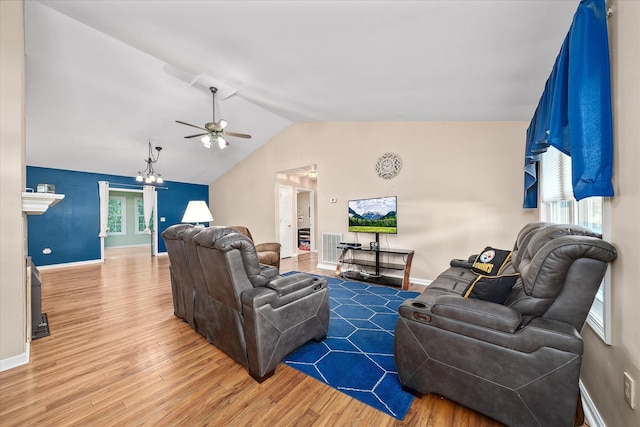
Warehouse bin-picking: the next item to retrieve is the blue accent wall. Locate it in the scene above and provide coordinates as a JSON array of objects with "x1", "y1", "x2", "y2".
[{"x1": 27, "y1": 166, "x2": 209, "y2": 266}]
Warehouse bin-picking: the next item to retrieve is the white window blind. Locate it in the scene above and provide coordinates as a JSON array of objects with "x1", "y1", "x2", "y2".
[{"x1": 541, "y1": 145, "x2": 573, "y2": 202}]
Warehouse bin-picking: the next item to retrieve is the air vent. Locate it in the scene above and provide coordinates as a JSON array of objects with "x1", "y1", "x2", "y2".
[{"x1": 321, "y1": 233, "x2": 343, "y2": 264}]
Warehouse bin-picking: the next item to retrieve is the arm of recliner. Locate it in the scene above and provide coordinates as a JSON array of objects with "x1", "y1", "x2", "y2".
[
  {"x1": 399, "y1": 295, "x2": 583, "y2": 354},
  {"x1": 267, "y1": 273, "x2": 316, "y2": 296},
  {"x1": 255, "y1": 242, "x2": 281, "y2": 253},
  {"x1": 449, "y1": 254, "x2": 477, "y2": 268},
  {"x1": 430, "y1": 295, "x2": 522, "y2": 333},
  {"x1": 241, "y1": 275, "x2": 327, "y2": 309}
]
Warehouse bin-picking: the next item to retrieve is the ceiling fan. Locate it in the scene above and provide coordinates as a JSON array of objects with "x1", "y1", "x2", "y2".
[{"x1": 176, "y1": 86, "x2": 251, "y2": 150}]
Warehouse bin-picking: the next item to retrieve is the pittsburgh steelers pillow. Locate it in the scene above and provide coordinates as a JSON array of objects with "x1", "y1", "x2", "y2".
[
  {"x1": 471, "y1": 247, "x2": 512, "y2": 276},
  {"x1": 462, "y1": 274, "x2": 520, "y2": 304}
]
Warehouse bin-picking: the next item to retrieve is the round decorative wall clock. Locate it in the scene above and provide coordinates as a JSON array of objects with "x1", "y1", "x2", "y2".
[{"x1": 375, "y1": 152, "x2": 402, "y2": 179}]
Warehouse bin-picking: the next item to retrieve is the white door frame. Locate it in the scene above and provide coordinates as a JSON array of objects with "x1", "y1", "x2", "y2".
[{"x1": 100, "y1": 187, "x2": 158, "y2": 260}]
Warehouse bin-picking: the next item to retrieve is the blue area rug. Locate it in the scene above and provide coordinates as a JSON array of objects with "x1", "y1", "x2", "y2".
[{"x1": 283, "y1": 273, "x2": 420, "y2": 420}]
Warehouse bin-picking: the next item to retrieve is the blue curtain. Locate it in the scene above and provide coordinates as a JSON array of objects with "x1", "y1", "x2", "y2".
[{"x1": 523, "y1": 0, "x2": 614, "y2": 208}]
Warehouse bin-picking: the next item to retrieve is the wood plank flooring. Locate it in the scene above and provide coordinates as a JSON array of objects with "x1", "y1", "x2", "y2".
[{"x1": 0, "y1": 248, "x2": 504, "y2": 426}]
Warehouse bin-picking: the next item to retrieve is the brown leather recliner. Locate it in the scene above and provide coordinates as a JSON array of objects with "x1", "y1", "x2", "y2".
[
  {"x1": 230, "y1": 226, "x2": 281, "y2": 268},
  {"x1": 394, "y1": 223, "x2": 617, "y2": 427}
]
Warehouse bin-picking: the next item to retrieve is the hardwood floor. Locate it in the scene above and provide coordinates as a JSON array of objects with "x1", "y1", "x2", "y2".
[{"x1": 0, "y1": 248, "x2": 505, "y2": 426}]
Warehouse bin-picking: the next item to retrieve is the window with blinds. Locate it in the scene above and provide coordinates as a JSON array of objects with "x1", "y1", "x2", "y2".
[{"x1": 539, "y1": 146, "x2": 610, "y2": 343}]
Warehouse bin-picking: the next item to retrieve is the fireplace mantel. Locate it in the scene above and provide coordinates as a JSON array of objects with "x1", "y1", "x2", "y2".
[{"x1": 22, "y1": 192, "x2": 65, "y2": 215}]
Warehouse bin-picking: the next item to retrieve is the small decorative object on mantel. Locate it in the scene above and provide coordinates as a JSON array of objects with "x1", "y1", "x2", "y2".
[
  {"x1": 37, "y1": 184, "x2": 56, "y2": 193},
  {"x1": 375, "y1": 152, "x2": 402, "y2": 180}
]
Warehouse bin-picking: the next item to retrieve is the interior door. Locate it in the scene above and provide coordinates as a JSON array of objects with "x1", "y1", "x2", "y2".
[{"x1": 278, "y1": 185, "x2": 293, "y2": 258}]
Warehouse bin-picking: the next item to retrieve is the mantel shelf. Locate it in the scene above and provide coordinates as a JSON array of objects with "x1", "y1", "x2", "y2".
[{"x1": 22, "y1": 192, "x2": 65, "y2": 215}]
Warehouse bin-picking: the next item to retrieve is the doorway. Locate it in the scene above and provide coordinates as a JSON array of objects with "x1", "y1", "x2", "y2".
[
  {"x1": 276, "y1": 165, "x2": 318, "y2": 258},
  {"x1": 296, "y1": 188, "x2": 315, "y2": 254},
  {"x1": 100, "y1": 187, "x2": 158, "y2": 260}
]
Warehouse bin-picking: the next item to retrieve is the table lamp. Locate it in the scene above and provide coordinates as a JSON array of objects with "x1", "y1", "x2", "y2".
[{"x1": 181, "y1": 200, "x2": 213, "y2": 227}]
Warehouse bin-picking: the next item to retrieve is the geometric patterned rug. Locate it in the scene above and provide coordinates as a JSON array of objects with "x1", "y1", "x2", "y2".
[{"x1": 283, "y1": 273, "x2": 420, "y2": 420}]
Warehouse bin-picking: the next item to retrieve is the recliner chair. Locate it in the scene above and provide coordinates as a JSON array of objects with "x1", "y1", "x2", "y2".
[
  {"x1": 193, "y1": 227, "x2": 329, "y2": 381},
  {"x1": 181, "y1": 227, "x2": 212, "y2": 337},
  {"x1": 161, "y1": 223, "x2": 196, "y2": 329},
  {"x1": 394, "y1": 223, "x2": 617, "y2": 426},
  {"x1": 161, "y1": 224, "x2": 212, "y2": 338},
  {"x1": 229, "y1": 226, "x2": 282, "y2": 268}
]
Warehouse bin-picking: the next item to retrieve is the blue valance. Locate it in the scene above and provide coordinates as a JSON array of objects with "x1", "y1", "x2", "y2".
[{"x1": 523, "y1": 0, "x2": 614, "y2": 208}]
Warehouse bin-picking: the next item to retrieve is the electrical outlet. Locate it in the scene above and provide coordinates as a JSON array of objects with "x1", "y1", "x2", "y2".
[{"x1": 624, "y1": 372, "x2": 636, "y2": 409}]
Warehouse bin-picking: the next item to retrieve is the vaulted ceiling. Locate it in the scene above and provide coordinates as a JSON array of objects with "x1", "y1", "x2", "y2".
[{"x1": 24, "y1": 0, "x2": 579, "y2": 184}]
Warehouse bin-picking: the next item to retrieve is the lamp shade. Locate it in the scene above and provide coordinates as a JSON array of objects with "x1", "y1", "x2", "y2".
[{"x1": 181, "y1": 201, "x2": 213, "y2": 225}]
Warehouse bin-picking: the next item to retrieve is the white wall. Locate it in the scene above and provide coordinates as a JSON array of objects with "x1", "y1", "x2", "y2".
[
  {"x1": 211, "y1": 121, "x2": 537, "y2": 282},
  {"x1": 0, "y1": 0, "x2": 28, "y2": 365}
]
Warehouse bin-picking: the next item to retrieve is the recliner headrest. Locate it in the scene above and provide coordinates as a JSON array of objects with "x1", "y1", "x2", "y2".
[
  {"x1": 160, "y1": 223, "x2": 193, "y2": 240},
  {"x1": 526, "y1": 224, "x2": 601, "y2": 257},
  {"x1": 193, "y1": 227, "x2": 269, "y2": 287},
  {"x1": 181, "y1": 227, "x2": 203, "y2": 243},
  {"x1": 518, "y1": 225, "x2": 615, "y2": 299},
  {"x1": 511, "y1": 222, "x2": 551, "y2": 269}
]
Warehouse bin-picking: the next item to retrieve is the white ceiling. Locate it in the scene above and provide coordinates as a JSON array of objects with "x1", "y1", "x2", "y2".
[{"x1": 24, "y1": 0, "x2": 580, "y2": 185}]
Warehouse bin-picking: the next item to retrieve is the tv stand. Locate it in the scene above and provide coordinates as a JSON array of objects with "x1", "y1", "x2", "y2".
[{"x1": 335, "y1": 243, "x2": 415, "y2": 290}]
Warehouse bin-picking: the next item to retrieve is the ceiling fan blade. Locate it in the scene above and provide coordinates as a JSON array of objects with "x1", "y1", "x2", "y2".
[
  {"x1": 176, "y1": 120, "x2": 207, "y2": 131},
  {"x1": 223, "y1": 131, "x2": 252, "y2": 139},
  {"x1": 184, "y1": 133, "x2": 208, "y2": 138}
]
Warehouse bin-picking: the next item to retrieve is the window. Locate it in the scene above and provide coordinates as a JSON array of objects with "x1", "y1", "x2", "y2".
[
  {"x1": 135, "y1": 197, "x2": 153, "y2": 233},
  {"x1": 540, "y1": 146, "x2": 611, "y2": 343},
  {"x1": 107, "y1": 196, "x2": 126, "y2": 236}
]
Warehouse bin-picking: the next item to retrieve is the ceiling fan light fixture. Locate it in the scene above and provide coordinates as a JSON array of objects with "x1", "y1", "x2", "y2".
[
  {"x1": 176, "y1": 86, "x2": 251, "y2": 149},
  {"x1": 201, "y1": 135, "x2": 212, "y2": 148}
]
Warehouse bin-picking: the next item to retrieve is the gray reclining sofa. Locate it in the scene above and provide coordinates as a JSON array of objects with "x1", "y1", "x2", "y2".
[
  {"x1": 162, "y1": 224, "x2": 329, "y2": 382},
  {"x1": 394, "y1": 222, "x2": 617, "y2": 426}
]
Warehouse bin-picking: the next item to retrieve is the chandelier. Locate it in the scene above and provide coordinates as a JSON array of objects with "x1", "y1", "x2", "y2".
[{"x1": 135, "y1": 140, "x2": 164, "y2": 184}]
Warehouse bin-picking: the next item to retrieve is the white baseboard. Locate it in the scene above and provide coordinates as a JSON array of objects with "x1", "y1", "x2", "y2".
[
  {"x1": 580, "y1": 380, "x2": 604, "y2": 427},
  {"x1": 104, "y1": 243, "x2": 150, "y2": 249},
  {"x1": 410, "y1": 278, "x2": 432, "y2": 287},
  {"x1": 37, "y1": 252, "x2": 168, "y2": 269},
  {"x1": 316, "y1": 263, "x2": 337, "y2": 271},
  {"x1": 37, "y1": 259, "x2": 103, "y2": 270},
  {"x1": 0, "y1": 342, "x2": 29, "y2": 372}
]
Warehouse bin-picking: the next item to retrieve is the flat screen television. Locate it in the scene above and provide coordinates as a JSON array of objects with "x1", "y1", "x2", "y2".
[{"x1": 348, "y1": 196, "x2": 397, "y2": 234}]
